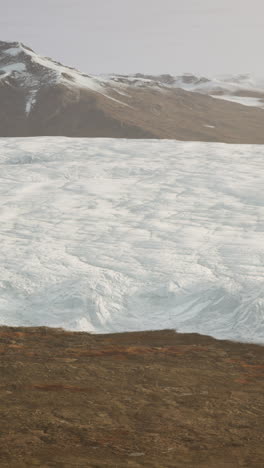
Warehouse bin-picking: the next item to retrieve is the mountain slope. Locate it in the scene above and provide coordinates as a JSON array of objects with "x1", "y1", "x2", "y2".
[{"x1": 1, "y1": 41, "x2": 264, "y2": 142}]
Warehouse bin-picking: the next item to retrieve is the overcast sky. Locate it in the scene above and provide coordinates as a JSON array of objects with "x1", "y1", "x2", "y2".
[{"x1": 1, "y1": 0, "x2": 263, "y2": 76}]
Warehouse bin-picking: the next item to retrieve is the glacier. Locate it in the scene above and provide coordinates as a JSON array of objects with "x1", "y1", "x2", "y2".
[{"x1": 0, "y1": 137, "x2": 263, "y2": 343}]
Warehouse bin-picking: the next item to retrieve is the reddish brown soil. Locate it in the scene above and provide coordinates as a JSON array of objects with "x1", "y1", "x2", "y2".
[{"x1": 0, "y1": 327, "x2": 263, "y2": 467}]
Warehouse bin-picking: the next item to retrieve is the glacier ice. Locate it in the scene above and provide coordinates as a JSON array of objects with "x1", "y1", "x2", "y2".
[{"x1": 0, "y1": 137, "x2": 263, "y2": 343}]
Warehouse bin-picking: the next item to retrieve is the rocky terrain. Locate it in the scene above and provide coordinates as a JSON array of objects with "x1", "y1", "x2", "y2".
[
  {"x1": 1, "y1": 41, "x2": 264, "y2": 142},
  {"x1": 0, "y1": 327, "x2": 263, "y2": 467}
]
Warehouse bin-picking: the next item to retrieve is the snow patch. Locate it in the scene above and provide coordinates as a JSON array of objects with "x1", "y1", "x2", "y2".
[
  {"x1": 3, "y1": 46, "x2": 23, "y2": 57},
  {"x1": 211, "y1": 95, "x2": 264, "y2": 109},
  {"x1": 0, "y1": 62, "x2": 26, "y2": 73}
]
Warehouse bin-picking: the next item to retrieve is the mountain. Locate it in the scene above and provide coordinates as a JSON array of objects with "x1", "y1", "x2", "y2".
[{"x1": 1, "y1": 41, "x2": 264, "y2": 142}]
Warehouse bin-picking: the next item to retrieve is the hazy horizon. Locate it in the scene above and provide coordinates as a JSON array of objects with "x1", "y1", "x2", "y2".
[{"x1": 1, "y1": 0, "x2": 264, "y2": 76}]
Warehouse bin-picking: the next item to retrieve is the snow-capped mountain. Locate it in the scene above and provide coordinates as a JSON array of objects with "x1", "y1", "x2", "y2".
[
  {"x1": 1, "y1": 41, "x2": 264, "y2": 142},
  {"x1": 0, "y1": 41, "x2": 121, "y2": 114},
  {"x1": 110, "y1": 71, "x2": 264, "y2": 97}
]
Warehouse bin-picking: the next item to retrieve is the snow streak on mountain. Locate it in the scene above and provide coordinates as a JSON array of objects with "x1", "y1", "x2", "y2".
[{"x1": 0, "y1": 138, "x2": 263, "y2": 343}]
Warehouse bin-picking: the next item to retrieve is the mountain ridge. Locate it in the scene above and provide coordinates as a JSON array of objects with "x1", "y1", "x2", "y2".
[{"x1": 1, "y1": 40, "x2": 264, "y2": 142}]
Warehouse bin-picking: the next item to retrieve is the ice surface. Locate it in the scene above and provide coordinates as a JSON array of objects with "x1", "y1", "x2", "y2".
[{"x1": 0, "y1": 138, "x2": 263, "y2": 343}]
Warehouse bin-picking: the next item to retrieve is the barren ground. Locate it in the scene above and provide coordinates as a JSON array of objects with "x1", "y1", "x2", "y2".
[{"x1": 0, "y1": 327, "x2": 263, "y2": 467}]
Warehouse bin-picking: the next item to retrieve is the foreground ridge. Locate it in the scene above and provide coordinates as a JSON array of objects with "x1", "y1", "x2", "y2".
[{"x1": 0, "y1": 327, "x2": 263, "y2": 467}]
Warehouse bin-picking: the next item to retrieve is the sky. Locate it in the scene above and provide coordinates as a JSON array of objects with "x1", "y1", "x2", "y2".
[{"x1": 1, "y1": 0, "x2": 264, "y2": 76}]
